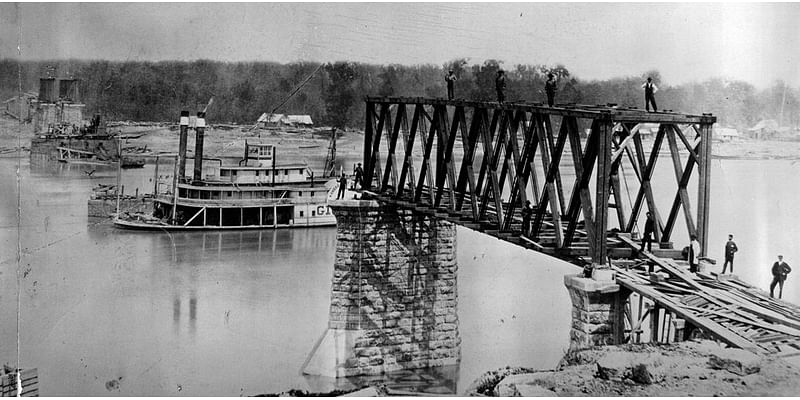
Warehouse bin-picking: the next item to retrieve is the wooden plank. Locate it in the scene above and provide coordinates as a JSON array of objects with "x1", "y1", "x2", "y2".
[
  {"x1": 477, "y1": 109, "x2": 506, "y2": 228},
  {"x1": 543, "y1": 115, "x2": 567, "y2": 214},
  {"x1": 454, "y1": 105, "x2": 481, "y2": 219},
  {"x1": 414, "y1": 106, "x2": 438, "y2": 204},
  {"x1": 363, "y1": 102, "x2": 375, "y2": 189},
  {"x1": 626, "y1": 127, "x2": 666, "y2": 241},
  {"x1": 672, "y1": 124, "x2": 700, "y2": 165},
  {"x1": 662, "y1": 125, "x2": 697, "y2": 241},
  {"x1": 696, "y1": 122, "x2": 713, "y2": 256},
  {"x1": 614, "y1": 270, "x2": 761, "y2": 351},
  {"x1": 531, "y1": 113, "x2": 566, "y2": 247},
  {"x1": 593, "y1": 116, "x2": 613, "y2": 265},
  {"x1": 381, "y1": 103, "x2": 405, "y2": 191},
  {"x1": 396, "y1": 104, "x2": 419, "y2": 199},
  {"x1": 563, "y1": 117, "x2": 598, "y2": 247}
]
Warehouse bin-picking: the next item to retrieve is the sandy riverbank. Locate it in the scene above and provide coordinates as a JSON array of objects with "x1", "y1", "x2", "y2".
[{"x1": 467, "y1": 340, "x2": 800, "y2": 396}]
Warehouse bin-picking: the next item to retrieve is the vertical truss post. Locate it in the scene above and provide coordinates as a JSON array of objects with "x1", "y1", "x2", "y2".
[
  {"x1": 696, "y1": 117, "x2": 714, "y2": 256},
  {"x1": 396, "y1": 104, "x2": 420, "y2": 199},
  {"x1": 592, "y1": 114, "x2": 613, "y2": 267},
  {"x1": 363, "y1": 101, "x2": 376, "y2": 189}
]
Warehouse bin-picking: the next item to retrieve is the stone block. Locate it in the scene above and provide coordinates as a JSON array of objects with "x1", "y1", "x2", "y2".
[{"x1": 707, "y1": 348, "x2": 761, "y2": 376}]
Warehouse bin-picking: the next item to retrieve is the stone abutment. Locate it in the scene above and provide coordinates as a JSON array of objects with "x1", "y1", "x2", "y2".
[{"x1": 303, "y1": 199, "x2": 460, "y2": 377}]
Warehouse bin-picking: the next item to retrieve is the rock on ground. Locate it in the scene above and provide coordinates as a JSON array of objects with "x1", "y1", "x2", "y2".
[{"x1": 469, "y1": 340, "x2": 800, "y2": 396}]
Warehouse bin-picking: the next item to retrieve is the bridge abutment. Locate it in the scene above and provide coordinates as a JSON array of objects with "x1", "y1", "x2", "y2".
[
  {"x1": 564, "y1": 275, "x2": 628, "y2": 350},
  {"x1": 303, "y1": 199, "x2": 460, "y2": 377}
]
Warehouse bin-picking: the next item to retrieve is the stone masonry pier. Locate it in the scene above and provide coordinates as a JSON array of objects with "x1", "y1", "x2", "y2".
[{"x1": 303, "y1": 199, "x2": 460, "y2": 377}]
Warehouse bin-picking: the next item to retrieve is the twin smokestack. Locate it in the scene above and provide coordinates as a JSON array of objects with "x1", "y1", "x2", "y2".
[{"x1": 177, "y1": 110, "x2": 206, "y2": 182}]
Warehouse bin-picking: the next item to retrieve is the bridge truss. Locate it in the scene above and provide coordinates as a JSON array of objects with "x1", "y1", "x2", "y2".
[{"x1": 361, "y1": 97, "x2": 716, "y2": 267}]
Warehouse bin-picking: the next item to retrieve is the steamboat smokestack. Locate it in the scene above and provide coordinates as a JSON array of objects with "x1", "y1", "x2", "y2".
[
  {"x1": 178, "y1": 110, "x2": 189, "y2": 181},
  {"x1": 193, "y1": 111, "x2": 206, "y2": 181}
]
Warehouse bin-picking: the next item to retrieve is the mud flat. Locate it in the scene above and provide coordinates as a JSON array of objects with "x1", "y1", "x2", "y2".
[{"x1": 467, "y1": 340, "x2": 800, "y2": 396}]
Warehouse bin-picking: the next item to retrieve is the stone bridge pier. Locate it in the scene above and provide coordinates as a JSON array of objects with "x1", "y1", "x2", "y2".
[{"x1": 302, "y1": 200, "x2": 461, "y2": 377}]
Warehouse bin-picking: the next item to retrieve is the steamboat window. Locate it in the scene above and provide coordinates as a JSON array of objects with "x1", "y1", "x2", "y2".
[{"x1": 299, "y1": 211, "x2": 304, "y2": 217}]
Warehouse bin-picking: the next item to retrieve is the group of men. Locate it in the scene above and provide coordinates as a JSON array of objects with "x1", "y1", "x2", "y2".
[
  {"x1": 638, "y1": 217, "x2": 791, "y2": 299},
  {"x1": 335, "y1": 162, "x2": 363, "y2": 200},
  {"x1": 444, "y1": 70, "x2": 658, "y2": 111}
]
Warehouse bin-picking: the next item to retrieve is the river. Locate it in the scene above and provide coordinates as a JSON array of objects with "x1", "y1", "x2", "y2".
[{"x1": 0, "y1": 153, "x2": 798, "y2": 395}]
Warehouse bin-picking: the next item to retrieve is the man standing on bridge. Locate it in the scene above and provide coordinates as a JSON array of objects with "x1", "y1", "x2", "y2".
[
  {"x1": 639, "y1": 211, "x2": 655, "y2": 253},
  {"x1": 445, "y1": 69, "x2": 457, "y2": 100},
  {"x1": 337, "y1": 172, "x2": 347, "y2": 200},
  {"x1": 353, "y1": 162, "x2": 364, "y2": 189},
  {"x1": 689, "y1": 234, "x2": 701, "y2": 273},
  {"x1": 770, "y1": 255, "x2": 792, "y2": 299},
  {"x1": 545, "y1": 73, "x2": 558, "y2": 107},
  {"x1": 496, "y1": 70, "x2": 506, "y2": 103},
  {"x1": 642, "y1": 77, "x2": 658, "y2": 112},
  {"x1": 722, "y1": 234, "x2": 738, "y2": 274},
  {"x1": 520, "y1": 200, "x2": 533, "y2": 237}
]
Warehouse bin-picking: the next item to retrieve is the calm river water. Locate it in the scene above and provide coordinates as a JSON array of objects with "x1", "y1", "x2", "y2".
[{"x1": 1, "y1": 153, "x2": 799, "y2": 395}]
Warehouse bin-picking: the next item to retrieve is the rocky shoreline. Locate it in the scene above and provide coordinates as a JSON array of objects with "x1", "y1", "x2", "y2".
[{"x1": 466, "y1": 340, "x2": 800, "y2": 396}]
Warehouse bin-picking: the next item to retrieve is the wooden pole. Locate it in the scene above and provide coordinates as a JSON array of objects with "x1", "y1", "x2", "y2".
[
  {"x1": 153, "y1": 155, "x2": 159, "y2": 196},
  {"x1": 592, "y1": 114, "x2": 613, "y2": 267},
  {"x1": 193, "y1": 112, "x2": 206, "y2": 181},
  {"x1": 697, "y1": 118, "x2": 713, "y2": 256},
  {"x1": 171, "y1": 154, "x2": 178, "y2": 223},
  {"x1": 178, "y1": 110, "x2": 189, "y2": 182},
  {"x1": 115, "y1": 132, "x2": 122, "y2": 215}
]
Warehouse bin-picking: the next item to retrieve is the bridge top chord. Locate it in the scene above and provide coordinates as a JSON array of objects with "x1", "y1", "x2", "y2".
[{"x1": 364, "y1": 96, "x2": 717, "y2": 124}]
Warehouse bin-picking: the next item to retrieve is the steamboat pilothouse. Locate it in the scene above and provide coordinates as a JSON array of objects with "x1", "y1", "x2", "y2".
[{"x1": 113, "y1": 111, "x2": 337, "y2": 230}]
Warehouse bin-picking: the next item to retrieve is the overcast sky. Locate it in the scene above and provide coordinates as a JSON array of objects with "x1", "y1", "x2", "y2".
[{"x1": 1, "y1": 2, "x2": 798, "y2": 88}]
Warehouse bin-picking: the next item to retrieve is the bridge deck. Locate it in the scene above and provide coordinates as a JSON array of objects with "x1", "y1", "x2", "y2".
[
  {"x1": 614, "y1": 235, "x2": 800, "y2": 355},
  {"x1": 364, "y1": 190, "x2": 800, "y2": 355}
]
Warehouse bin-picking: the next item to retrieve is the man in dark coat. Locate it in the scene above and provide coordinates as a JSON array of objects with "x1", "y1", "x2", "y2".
[
  {"x1": 520, "y1": 200, "x2": 533, "y2": 237},
  {"x1": 496, "y1": 70, "x2": 506, "y2": 103},
  {"x1": 722, "y1": 234, "x2": 738, "y2": 274},
  {"x1": 445, "y1": 70, "x2": 457, "y2": 100},
  {"x1": 642, "y1": 77, "x2": 658, "y2": 112},
  {"x1": 545, "y1": 73, "x2": 558, "y2": 107},
  {"x1": 353, "y1": 163, "x2": 364, "y2": 189},
  {"x1": 639, "y1": 211, "x2": 655, "y2": 252},
  {"x1": 770, "y1": 255, "x2": 792, "y2": 299},
  {"x1": 336, "y1": 172, "x2": 347, "y2": 200}
]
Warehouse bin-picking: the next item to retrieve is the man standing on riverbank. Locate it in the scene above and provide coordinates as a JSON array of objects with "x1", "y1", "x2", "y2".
[
  {"x1": 770, "y1": 255, "x2": 792, "y2": 299},
  {"x1": 722, "y1": 234, "x2": 738, "y2": 274}
]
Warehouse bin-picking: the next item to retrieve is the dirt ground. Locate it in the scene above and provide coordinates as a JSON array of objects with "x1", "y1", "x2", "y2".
[{"x1": 466, "y1": 340, "x2": 800, "y2": 396}]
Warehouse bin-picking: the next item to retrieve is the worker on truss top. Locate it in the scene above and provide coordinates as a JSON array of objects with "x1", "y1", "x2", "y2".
[
  {"x1": 496, "y1": 70, "x2": 506, "y2": 103},
  {"x1": 642, "y1": 77, "x2": 658, "y2": 112},
  {"x1": 445, "y1": 70, "x2": 457, "y2": 100},
  {"x1": 545, "y1": 73, "x2": 558, "y2": 107}
]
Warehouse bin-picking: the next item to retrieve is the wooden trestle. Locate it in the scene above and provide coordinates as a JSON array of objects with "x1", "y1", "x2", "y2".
[
  {"x1": 361, "y1": 97, "x2": 716, "y2": 266},
  {"x1": 359, "y1": 97, "x2": 800, "y2": 355}
]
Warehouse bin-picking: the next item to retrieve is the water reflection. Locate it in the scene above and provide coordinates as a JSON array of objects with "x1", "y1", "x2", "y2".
[{"x1": 303, "y1": 365, "x2": 459, "y2": 395}]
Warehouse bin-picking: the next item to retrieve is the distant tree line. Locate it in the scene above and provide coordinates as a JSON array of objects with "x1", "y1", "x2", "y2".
[{"x1": 0, "y1": 58, "x2": 797, "y2": 130}]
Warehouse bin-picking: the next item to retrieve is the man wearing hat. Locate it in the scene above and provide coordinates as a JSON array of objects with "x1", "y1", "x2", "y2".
[
  {"x1": 445, "y1": 70, "x2": 457, "y2": 100},
  {"x1": 545, "y1": 73, "x2": 558, "y2": 107},
  {"x1": 722, "y1": 234, "x2": 738, "y2": 274},
  {"x1": 642, "y1": 77, "x2": 658, "y2": 112},
  {"x1": 495, "y1": 70, "x2": 506, "y2": 103},
  {"x1": 770, "y1": 255, "x2": 792, "y2": 298}
]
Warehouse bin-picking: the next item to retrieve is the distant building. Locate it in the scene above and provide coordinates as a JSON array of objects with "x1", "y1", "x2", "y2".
[
  {"x1": 257, "y1": 113, "x2": 314, "y2": 128},
  {"x1": 713, "y1": 127, "x2": 740, "y2": 142},
  {"x1": 747, "y1": 119, "x2": 779, "y2": 140}
]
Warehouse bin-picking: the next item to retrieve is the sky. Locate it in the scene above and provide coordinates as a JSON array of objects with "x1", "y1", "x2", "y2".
[{"x1": 1, "y1": 2, "x2": 799, "y2": 88}]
